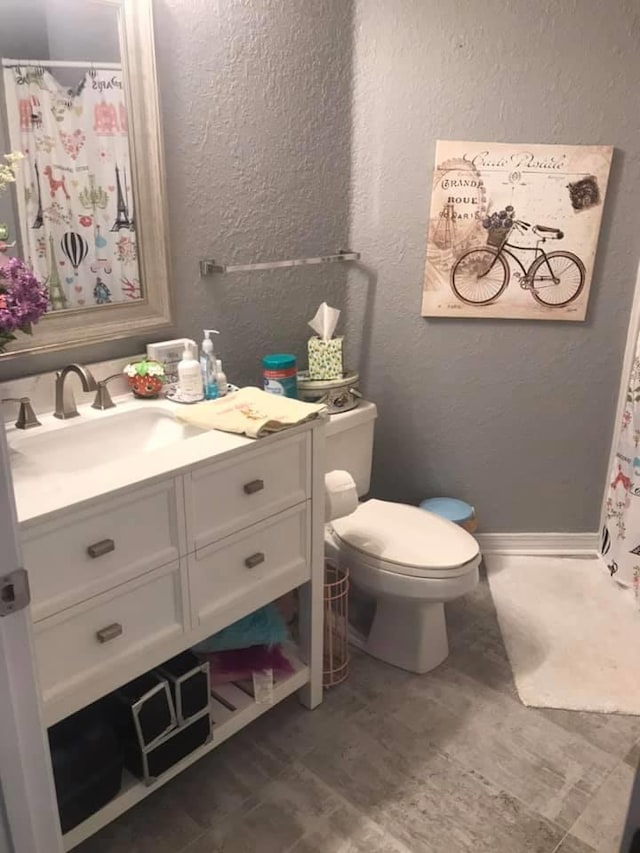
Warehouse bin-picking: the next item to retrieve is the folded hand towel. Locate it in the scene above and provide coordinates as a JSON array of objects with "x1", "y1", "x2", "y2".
[{"x1": 174, "y1": 386, "x2": 326, "y2": 438}]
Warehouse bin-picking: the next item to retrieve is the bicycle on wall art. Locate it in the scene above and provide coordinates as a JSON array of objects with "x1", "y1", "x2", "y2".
[{"x1": 421, "y1": 140, "x2": 613, "y2": 322}]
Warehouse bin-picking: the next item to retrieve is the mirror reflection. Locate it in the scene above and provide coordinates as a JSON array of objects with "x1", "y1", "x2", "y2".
[{"x1": 0, "y1": 0, "x2": 141, "y2": 315}]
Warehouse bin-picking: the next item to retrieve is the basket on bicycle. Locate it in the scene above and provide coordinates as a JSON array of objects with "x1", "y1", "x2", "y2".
[
  {"x1": 483, "y1": 207, "x2": 515, "y2": 248},
  {"x1": 486, "y1": 226, "x2": 510, "y2": 248}
]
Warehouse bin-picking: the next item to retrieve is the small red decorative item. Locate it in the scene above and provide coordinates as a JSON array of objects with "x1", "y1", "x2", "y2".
[
  {"x1": 123, "y1": 359, "x2": 165, "y2": 399},
  {"x1": 128, "y1": 373, "x2": 163, "y2": 398}
]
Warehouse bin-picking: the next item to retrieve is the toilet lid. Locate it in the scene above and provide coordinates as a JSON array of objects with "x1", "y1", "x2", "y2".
[{"x1": 331, "y1": 499, "x2": 479, "y2": 572}]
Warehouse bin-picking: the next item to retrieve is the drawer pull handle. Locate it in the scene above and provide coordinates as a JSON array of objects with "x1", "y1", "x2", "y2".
[
  {"x1": 87, "y1": 538, "x2": 115, "y2": 559},
  {"x1": 96, "y1": 623, "x2": 123, "y2": 644},
  {"x1": 243, "y1": 479, "x2": 264, "y2": 495},
  {"x1": 244, "y1": 552, "x2": 265, "y2": 569}
]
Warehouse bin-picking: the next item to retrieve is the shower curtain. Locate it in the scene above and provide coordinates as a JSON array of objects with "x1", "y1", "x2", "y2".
[
  {"x1": 2, "y1": 65, "x2": 140, "y2": 309},
  {"x1": 602, "y1": 331, "x2": 640, "y2": 609}
]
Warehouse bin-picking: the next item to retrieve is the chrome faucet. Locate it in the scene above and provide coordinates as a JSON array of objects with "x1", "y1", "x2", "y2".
[
  {"x1": 1, "y1": 397, "x2": 41, "y2": 429},
  {"x1": 54, "y1": 364, "x2": 98, "y2": 419}
]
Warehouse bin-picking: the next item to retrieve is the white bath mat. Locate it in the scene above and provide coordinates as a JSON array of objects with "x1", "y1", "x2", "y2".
[{"x1": 486, "y1": 554, "x2": 640, "y2": 714}]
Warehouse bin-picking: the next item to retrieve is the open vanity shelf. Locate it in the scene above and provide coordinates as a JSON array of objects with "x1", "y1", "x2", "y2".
[{"x1": 63, "y1": 647, "x2": 309, "y2": 851}]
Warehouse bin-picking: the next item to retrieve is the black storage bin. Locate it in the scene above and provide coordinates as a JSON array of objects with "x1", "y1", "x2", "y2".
[
  {"x1": 124, "y1": 708, "x2": 211, "y2": 784},
  {"x1": 111, "y1": 671, "x2": 176, "y2": 750},
  {"x1": 157, "y1": 651, "x2": 210, "y2": 725},
  {"x1": 48, "y1": 702, "x2": 123, "y2": 833}
]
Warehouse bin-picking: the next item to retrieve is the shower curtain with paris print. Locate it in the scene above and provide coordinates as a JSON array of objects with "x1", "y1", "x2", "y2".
[
  {"x1": 2, "y1": 65, "x2": 140, "y2": 310},
  {"x1": 603, "y1": 335, "x2": 640, "y2": 609}
]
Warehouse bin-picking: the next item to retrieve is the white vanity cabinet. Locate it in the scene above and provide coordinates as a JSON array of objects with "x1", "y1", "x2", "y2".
[{"x1": 17, "y1": 420, "x2": 325, "y2": 851}]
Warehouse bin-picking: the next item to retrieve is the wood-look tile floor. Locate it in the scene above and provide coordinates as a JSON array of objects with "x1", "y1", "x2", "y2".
[{"x1": 77, "y1": 567, "x2": 639, "y2": 852}]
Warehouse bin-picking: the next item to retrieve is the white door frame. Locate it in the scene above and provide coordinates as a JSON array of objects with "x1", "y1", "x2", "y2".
[
  {"x1": 599, "y1": 261, "x2": 640, "y2": 542},
  {"x1": 0, "y1": 426, "x2": 62, "y2": 852}
]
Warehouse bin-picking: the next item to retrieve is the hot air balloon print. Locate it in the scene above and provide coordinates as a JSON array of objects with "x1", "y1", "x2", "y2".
[{"x1": 60, "y1": 231, "x2": 88, "y2": 276}]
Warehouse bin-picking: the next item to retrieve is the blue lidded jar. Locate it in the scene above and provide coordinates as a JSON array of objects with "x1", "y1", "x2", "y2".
[{"x1": 262, "y1": 353, "x2": 297, "y2": 399}]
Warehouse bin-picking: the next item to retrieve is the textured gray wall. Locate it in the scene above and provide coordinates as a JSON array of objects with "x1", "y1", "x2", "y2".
[
  {"x1": 153, "y1": 0, "x2": 353, "y2": 387},
  {"x1": 345, "y1": 0, "x2": 640, "y2": 531}
]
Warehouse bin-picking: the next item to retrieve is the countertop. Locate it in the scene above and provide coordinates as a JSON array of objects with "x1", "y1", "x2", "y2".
[{"x1": 7, "y1": 393, "x2": 321, "y2": 527}]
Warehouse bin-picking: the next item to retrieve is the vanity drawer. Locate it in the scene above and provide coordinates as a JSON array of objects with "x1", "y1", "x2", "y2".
[
  {"x1": 187, "y1": 432, "x2": 310, "y2": 550},
  {"x1": 34, "y1": 563, "x2": 186, "y2": 708},
  {"x1": 189, "y1": 504, "x2": 310, "y2": 630},
  {"x1": 22, "y1": 478, "x2": 185, "y2": 621}
]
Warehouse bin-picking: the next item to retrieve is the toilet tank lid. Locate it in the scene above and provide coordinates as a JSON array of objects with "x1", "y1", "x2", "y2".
[
  {"x1": 332, "y1": 499, "x2": 479, "y2": 570},
  {"x1": 326, "y1": 400, "x2": 377, "y2": 438}
]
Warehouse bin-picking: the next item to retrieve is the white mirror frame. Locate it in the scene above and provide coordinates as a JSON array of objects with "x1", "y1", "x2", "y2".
[{"x1": 0, "y1": 0, "x2": 172, "y2": 360}]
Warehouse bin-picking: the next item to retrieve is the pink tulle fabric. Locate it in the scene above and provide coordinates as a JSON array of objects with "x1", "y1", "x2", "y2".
[{"x1": 204, "y1": 645, "x2": 294, "y2": 686}]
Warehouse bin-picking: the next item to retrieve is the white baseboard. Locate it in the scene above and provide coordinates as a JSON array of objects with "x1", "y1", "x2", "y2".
[{"x1": 476, "y1": 532, "x2": 600, "y2": 555}]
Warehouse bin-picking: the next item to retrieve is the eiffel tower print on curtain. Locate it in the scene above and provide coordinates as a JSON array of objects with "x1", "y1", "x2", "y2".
[
  {"x1": 110, "y1": 164, "x2": 133, "y2": 232},
  {"x1": 47, "y1": 235, "x2": 68, "y2": 311},
  {"x1": 32, "y1": 161, "x2": 44, "y2": 229}
]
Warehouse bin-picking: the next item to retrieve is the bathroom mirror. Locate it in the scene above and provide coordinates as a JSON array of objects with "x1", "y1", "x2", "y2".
[{"x1": 0, "y1": 0, "x2": 172, "y2": 359}]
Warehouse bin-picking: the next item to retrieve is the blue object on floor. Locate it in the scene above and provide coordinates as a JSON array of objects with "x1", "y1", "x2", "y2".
[{"x1": 419, "y1": 497, "x2": 474, "y2": 526}]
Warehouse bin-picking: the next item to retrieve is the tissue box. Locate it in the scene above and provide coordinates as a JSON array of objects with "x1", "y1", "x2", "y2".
[{"x1": 308, "y1": 336, "x2": 343, "y2": 380}]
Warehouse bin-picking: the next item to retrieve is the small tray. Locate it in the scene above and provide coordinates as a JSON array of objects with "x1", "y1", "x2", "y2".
[
  {"x1": 164, "y1": 384, "x2": 238, "y2": 405},
  {"x1": 297, "y1": 371, "x2": 361, "y2": 414}
]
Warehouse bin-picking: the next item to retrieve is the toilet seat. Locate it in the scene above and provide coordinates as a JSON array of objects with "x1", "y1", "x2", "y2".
[{"x1": 331, "y1": 499, "x2": 480, "y2": 579}]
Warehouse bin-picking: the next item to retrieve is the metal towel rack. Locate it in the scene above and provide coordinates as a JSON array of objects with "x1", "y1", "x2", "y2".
[{"x1": 199, "y1": 250, "x2": 360, "y2": 276}]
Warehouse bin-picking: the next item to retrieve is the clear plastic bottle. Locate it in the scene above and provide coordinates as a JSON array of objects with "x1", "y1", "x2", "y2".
[
  {"x1": 200, "y1": 330, "x2": 219, "y2": 400},
  {"x1": 216, "y1": 358, "x2": 228, "y2": 397}
]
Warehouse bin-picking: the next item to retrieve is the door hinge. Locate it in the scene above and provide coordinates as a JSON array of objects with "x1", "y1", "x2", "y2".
[{"x1": 0, "y1": 569, "x2": 30, "y2": 616}]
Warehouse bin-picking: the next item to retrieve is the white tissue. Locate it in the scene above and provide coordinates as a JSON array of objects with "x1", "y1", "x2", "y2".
[
  {"x1": 325, "y1": 470, "x2": 358, "y2": 521},
  {"x1": 309, "y1": 302, "x2": 341, "y2": 342}
]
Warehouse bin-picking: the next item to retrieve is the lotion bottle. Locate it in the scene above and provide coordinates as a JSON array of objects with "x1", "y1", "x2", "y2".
[{"x1": 178, "y1": 341, "x2": 204, "y2": 402}]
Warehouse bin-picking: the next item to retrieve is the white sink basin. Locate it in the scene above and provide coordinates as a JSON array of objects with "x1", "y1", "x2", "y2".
[
  {"x1": 5, "y1": 393, "x2": 253, "y2": 523},
  {"x1": 8, "y1": 405, "x2": 205, "y2": 480}
]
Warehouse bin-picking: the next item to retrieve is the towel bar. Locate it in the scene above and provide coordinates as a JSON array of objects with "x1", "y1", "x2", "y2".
[{"x1": 199, "y1": 250, "x2": 360, "y2": 276}]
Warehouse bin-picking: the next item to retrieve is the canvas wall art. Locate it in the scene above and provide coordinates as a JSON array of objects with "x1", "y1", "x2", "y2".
[{"x1": 421, "y1": 140, "x2": 613, "y2": 321}]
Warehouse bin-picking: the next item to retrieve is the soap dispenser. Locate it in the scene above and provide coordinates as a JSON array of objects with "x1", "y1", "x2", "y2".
[
  {"x1": 200, "y1": 330, "x2": 220, "y2": 400},
  {"x1": 178, "y1": 341, "x2": 204, "y2": 402}
]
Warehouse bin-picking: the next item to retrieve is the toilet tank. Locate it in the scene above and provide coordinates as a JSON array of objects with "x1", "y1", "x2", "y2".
[{"x1": 325, "y1": 401, "x2": 377, "y2": 497}]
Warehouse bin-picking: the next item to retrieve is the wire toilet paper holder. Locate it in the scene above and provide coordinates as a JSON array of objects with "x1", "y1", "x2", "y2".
[{"x1": 323, "y1": 563, "x2": 350, "y2": 687}]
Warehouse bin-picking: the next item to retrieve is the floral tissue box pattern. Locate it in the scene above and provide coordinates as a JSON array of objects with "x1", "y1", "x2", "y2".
[{"x1": 308, "y1": 336, "x2": 343, "y2": 380}]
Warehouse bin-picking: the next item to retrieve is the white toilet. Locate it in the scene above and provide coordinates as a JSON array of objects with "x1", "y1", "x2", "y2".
[{"x1": 324, "y1": 401, "x2": 481, "y2": 674}]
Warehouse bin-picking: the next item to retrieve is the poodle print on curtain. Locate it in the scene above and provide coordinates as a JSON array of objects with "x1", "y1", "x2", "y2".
[
  {"x1": 603, "y1": 336, "x2": 640, "y2": 610},
  {"x1": 2, "y1": 65, "x2": 141, "y2": 310}
]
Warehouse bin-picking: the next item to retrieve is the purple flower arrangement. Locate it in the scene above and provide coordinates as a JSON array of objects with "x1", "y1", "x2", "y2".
[{"x1": 0, "y1": 257, "x2": 49, "y2": 352}]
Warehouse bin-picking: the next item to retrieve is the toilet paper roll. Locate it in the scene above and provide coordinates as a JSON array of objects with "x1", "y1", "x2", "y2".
[{"x1": 325, "y1": 470, "x2": 358, "y2": 521}]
